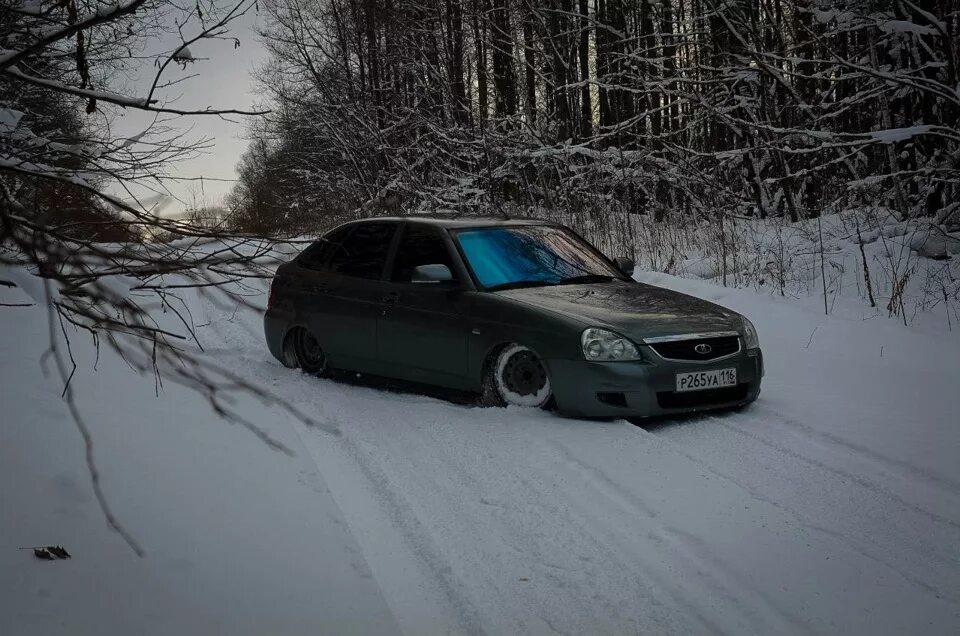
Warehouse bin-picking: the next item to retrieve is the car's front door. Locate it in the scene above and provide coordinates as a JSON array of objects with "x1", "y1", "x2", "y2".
[
  {"x1": 313, "y1": 221, "x2": 398, "y2": 370},
  {"x1": 377, "y1": 224, "x2": 469, "y2": 386}
]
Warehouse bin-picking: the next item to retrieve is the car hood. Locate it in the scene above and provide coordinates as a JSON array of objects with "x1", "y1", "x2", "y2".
[{"x1": 495, "y1": 280, "x2": 741, "y2": 340}]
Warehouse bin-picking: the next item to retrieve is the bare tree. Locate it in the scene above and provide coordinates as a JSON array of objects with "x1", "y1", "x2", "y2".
[
  {"x1": 231, "y1": 0, "x2": 957, "y2": 235},
  {"x1": 0, "y1": 0, "x2": 329, "y2": 556}
]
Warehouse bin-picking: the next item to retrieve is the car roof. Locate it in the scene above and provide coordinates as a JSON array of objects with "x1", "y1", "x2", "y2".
[{"x1": 337, "y1": 215, "x2": 557, "y2": 231}]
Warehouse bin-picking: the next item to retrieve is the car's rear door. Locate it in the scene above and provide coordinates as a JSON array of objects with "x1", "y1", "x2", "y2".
[
  {"x1": 317, "y1": 221, "x2": 398, "y2": 370},
  {"x1": 377, "y1": 223, "x2": 470, "y2": 386}
]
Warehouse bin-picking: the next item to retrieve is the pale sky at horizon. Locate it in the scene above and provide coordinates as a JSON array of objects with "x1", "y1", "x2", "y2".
[{"x1": 112, "y1": 7, "x2": 268, "y2": 218}]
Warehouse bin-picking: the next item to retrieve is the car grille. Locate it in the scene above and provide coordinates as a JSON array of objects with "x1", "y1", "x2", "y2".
[
  {"x1": 657, "y1": 384, "x2": 749, "y2": 409},
  {"x1": 648, "y1": 335, "x2": 740, "y2": 361}
]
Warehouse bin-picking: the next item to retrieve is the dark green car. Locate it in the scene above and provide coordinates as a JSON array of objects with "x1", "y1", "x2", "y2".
[{"x1": 265, "y1": 217, "x2": 763, "y2": 418}]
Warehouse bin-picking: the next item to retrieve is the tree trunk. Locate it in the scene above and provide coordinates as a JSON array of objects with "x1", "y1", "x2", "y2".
[
  {"x1": 472, "y1": 3, "x2": 489, "y2": 127},
  {"x1": 578, "y1": 0, "x2": 592, "y2": 138},
  {"x1": 489, "y1": 0, "x2": 517, "y2": 117}
]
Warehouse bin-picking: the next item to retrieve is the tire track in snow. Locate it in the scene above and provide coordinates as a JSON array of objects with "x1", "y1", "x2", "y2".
[
  {"x1": 646, "y1": 420, "x2": 960, "y2": 606},
  {"x1": 259, "y1": 382, "x2": 490, "y2": 635},
  {"x1": 476, "y1": 435, "x2": 725, "y2": 635},
  {"x1": 712, "y1": 414, "x2": 960, "y2": 532},
  {"x1": 192, "y1": 296, "x2": 483, "y2": 635},
  {"x1": 735, "y1": 404, "x2": 960, "y2": 505},
  {"x1": 291, "y1": 396, "x2": 716, "y2": 634},
  {"x1": 644, "y1": 411, "x2": 960, "y2": 608},
  {"x1": 526, "y1": 432, "x2": 817, "y2": 635},
  {"x1": 246, "y1": 376, "x2": 489, "y2": 634},
  {"x1": 330, "y1": 417, "x2": 664, "y2": 634},
  {"x1": 319, "y1": 422, "x2": 489, "y2": 636}
]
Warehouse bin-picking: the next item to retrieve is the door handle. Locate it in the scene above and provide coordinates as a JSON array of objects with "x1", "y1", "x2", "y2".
[
  {"x1": 382, "y1": 291, "x2": 400, "y2": 304},
  {"x1": 306, "y1": 283, "x2": 328, "y2": 293}
]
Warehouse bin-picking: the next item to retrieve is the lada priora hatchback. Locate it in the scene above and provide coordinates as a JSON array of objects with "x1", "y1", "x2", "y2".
[{"x1": 265, "y1": 217, "x2": 763, "y2": 419}]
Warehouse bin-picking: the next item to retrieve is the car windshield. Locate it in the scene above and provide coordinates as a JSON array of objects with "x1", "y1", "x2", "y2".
[{"x1": 454, "y1": 225, "x2": 622, "y2": 291}]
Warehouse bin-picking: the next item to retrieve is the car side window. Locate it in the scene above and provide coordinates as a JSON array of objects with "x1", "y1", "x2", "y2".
[
  {"x1": 297, "y1": 226, "x2": 353, "y2": 271},
  {"x1": 390, "y1": 225, "x2": 457, "y2": 283},
  {"x1": 327, "y1": 222, "x2": 397, "y2": 279}
]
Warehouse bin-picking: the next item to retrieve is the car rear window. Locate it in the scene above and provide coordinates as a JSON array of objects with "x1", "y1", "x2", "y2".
[
  {"x1": 327, "y1": 222, "x2": 397, "y2": 279},
  {"x1": 297, "y1": 225, "x2": 353, "y2": 271}
]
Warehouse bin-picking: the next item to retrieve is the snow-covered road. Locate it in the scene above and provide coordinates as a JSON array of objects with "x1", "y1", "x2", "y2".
[
  {"x1": 202, "y1": 272, "x2": 960, "y2": 634},
  {"x1": 3, "y1": 271, "x2": 959, "y2": 635}
]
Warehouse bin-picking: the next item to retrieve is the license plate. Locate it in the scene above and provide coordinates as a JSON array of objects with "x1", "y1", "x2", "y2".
[{"x1": 675, "y1": 368, "x2": 737, "y2": 392}]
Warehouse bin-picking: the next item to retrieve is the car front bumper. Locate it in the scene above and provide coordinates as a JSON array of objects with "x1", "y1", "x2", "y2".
[{"x1": 545, "y1": 348, "x2": 763, "y2": 419}]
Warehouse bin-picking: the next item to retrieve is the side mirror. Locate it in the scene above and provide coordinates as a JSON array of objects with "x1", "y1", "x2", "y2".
[
  {"x1": 614, "y1": 256, "x2": 635, "y2": 277},
  {"x1": 411, "y1": 263, "x2": 454, "y2": 283}
]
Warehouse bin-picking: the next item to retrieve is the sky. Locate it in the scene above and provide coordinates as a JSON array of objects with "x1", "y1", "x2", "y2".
[{"x1": 112, "y1": 7, "x2": 267, "y2": 217}]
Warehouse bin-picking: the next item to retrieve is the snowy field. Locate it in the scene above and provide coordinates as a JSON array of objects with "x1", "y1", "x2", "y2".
[{"x1": 2, "y1": 264, "x2": 959, "y2": 635}]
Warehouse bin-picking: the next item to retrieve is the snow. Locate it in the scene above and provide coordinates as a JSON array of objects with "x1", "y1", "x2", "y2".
[
  {"x1": 879, "y1": 20, "x2": 937, "y2": 36},
  {"x1": 95, "y1": 274, "x2": 138, "y2": 300},
  {"x1": 910, "y1": 229, "x2": 960, "y2": 259},
  {"x1": 95, "y1": 1, "x2": 136, "y2": 18},
  {"x1": 2, "y1": 248, "x2": 959, "y2": 634},
  {"x1": 616, "y1": 210, "x2": 960, "y2": 333},
  {"x1": 869, "y1": 125, "x2": 933, "y2": 143},
  {"x1": 0, "y1": 106, "x2": 23, "y2": 132},
  {"x1": 4, "y1": 66, "x2": 150, "y2": 108},
  {"x1": 173, "y1": 45, "x2": 195, "y2": 63},
  {"x1": 0, "y1": 265, "x2": 60, "y2": 305},
  {"x1": 0, "y1": 292, "x2": 399, "y2": 635}
]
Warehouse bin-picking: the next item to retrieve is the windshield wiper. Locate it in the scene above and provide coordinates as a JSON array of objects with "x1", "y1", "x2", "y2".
[
  {"x1": 486, "y1": 280, "x2": 558, "y2": 292},
  {"x1": 556, "y1": 274, "x2": 615, "y2": 285}
]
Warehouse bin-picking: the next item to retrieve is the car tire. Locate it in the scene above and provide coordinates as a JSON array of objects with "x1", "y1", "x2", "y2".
[
  {"x1": 481, "y1": 343, "x2": 552, "y2": 408},
  {"x1": 285, "y1": 327, "x2": 329, "y2": 376}
]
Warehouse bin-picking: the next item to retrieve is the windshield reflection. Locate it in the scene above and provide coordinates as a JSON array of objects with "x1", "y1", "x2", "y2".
[{"x1": 455, "y1": 226, "x2": 622, "y2": 290}]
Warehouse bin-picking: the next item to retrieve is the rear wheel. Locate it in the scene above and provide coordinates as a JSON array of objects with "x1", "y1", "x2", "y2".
[
  {"x1": 284, "y1": 327, "x2": 328, "y2": 376},
  {"x1": 482, "y1": 344, "x2": 552, "y2": 408}
]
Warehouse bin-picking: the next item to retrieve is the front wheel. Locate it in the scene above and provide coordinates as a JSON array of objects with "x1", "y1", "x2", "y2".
[{"x1": 482, "y1": 344, "x2": 552, "y2": 408}]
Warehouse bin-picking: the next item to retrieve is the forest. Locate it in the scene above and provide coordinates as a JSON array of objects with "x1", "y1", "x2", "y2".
[{"x1": 228, "y1": 0, "x2": 959, "y2": 247}]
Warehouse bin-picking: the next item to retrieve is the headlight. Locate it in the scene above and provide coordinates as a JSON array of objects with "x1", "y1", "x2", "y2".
[
  {"x1": 740, "y1": 316, "x2": 760, "y2": 349},
  {"x1": 581, "y1": 328, "x2": 641, "y2": 361}
]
